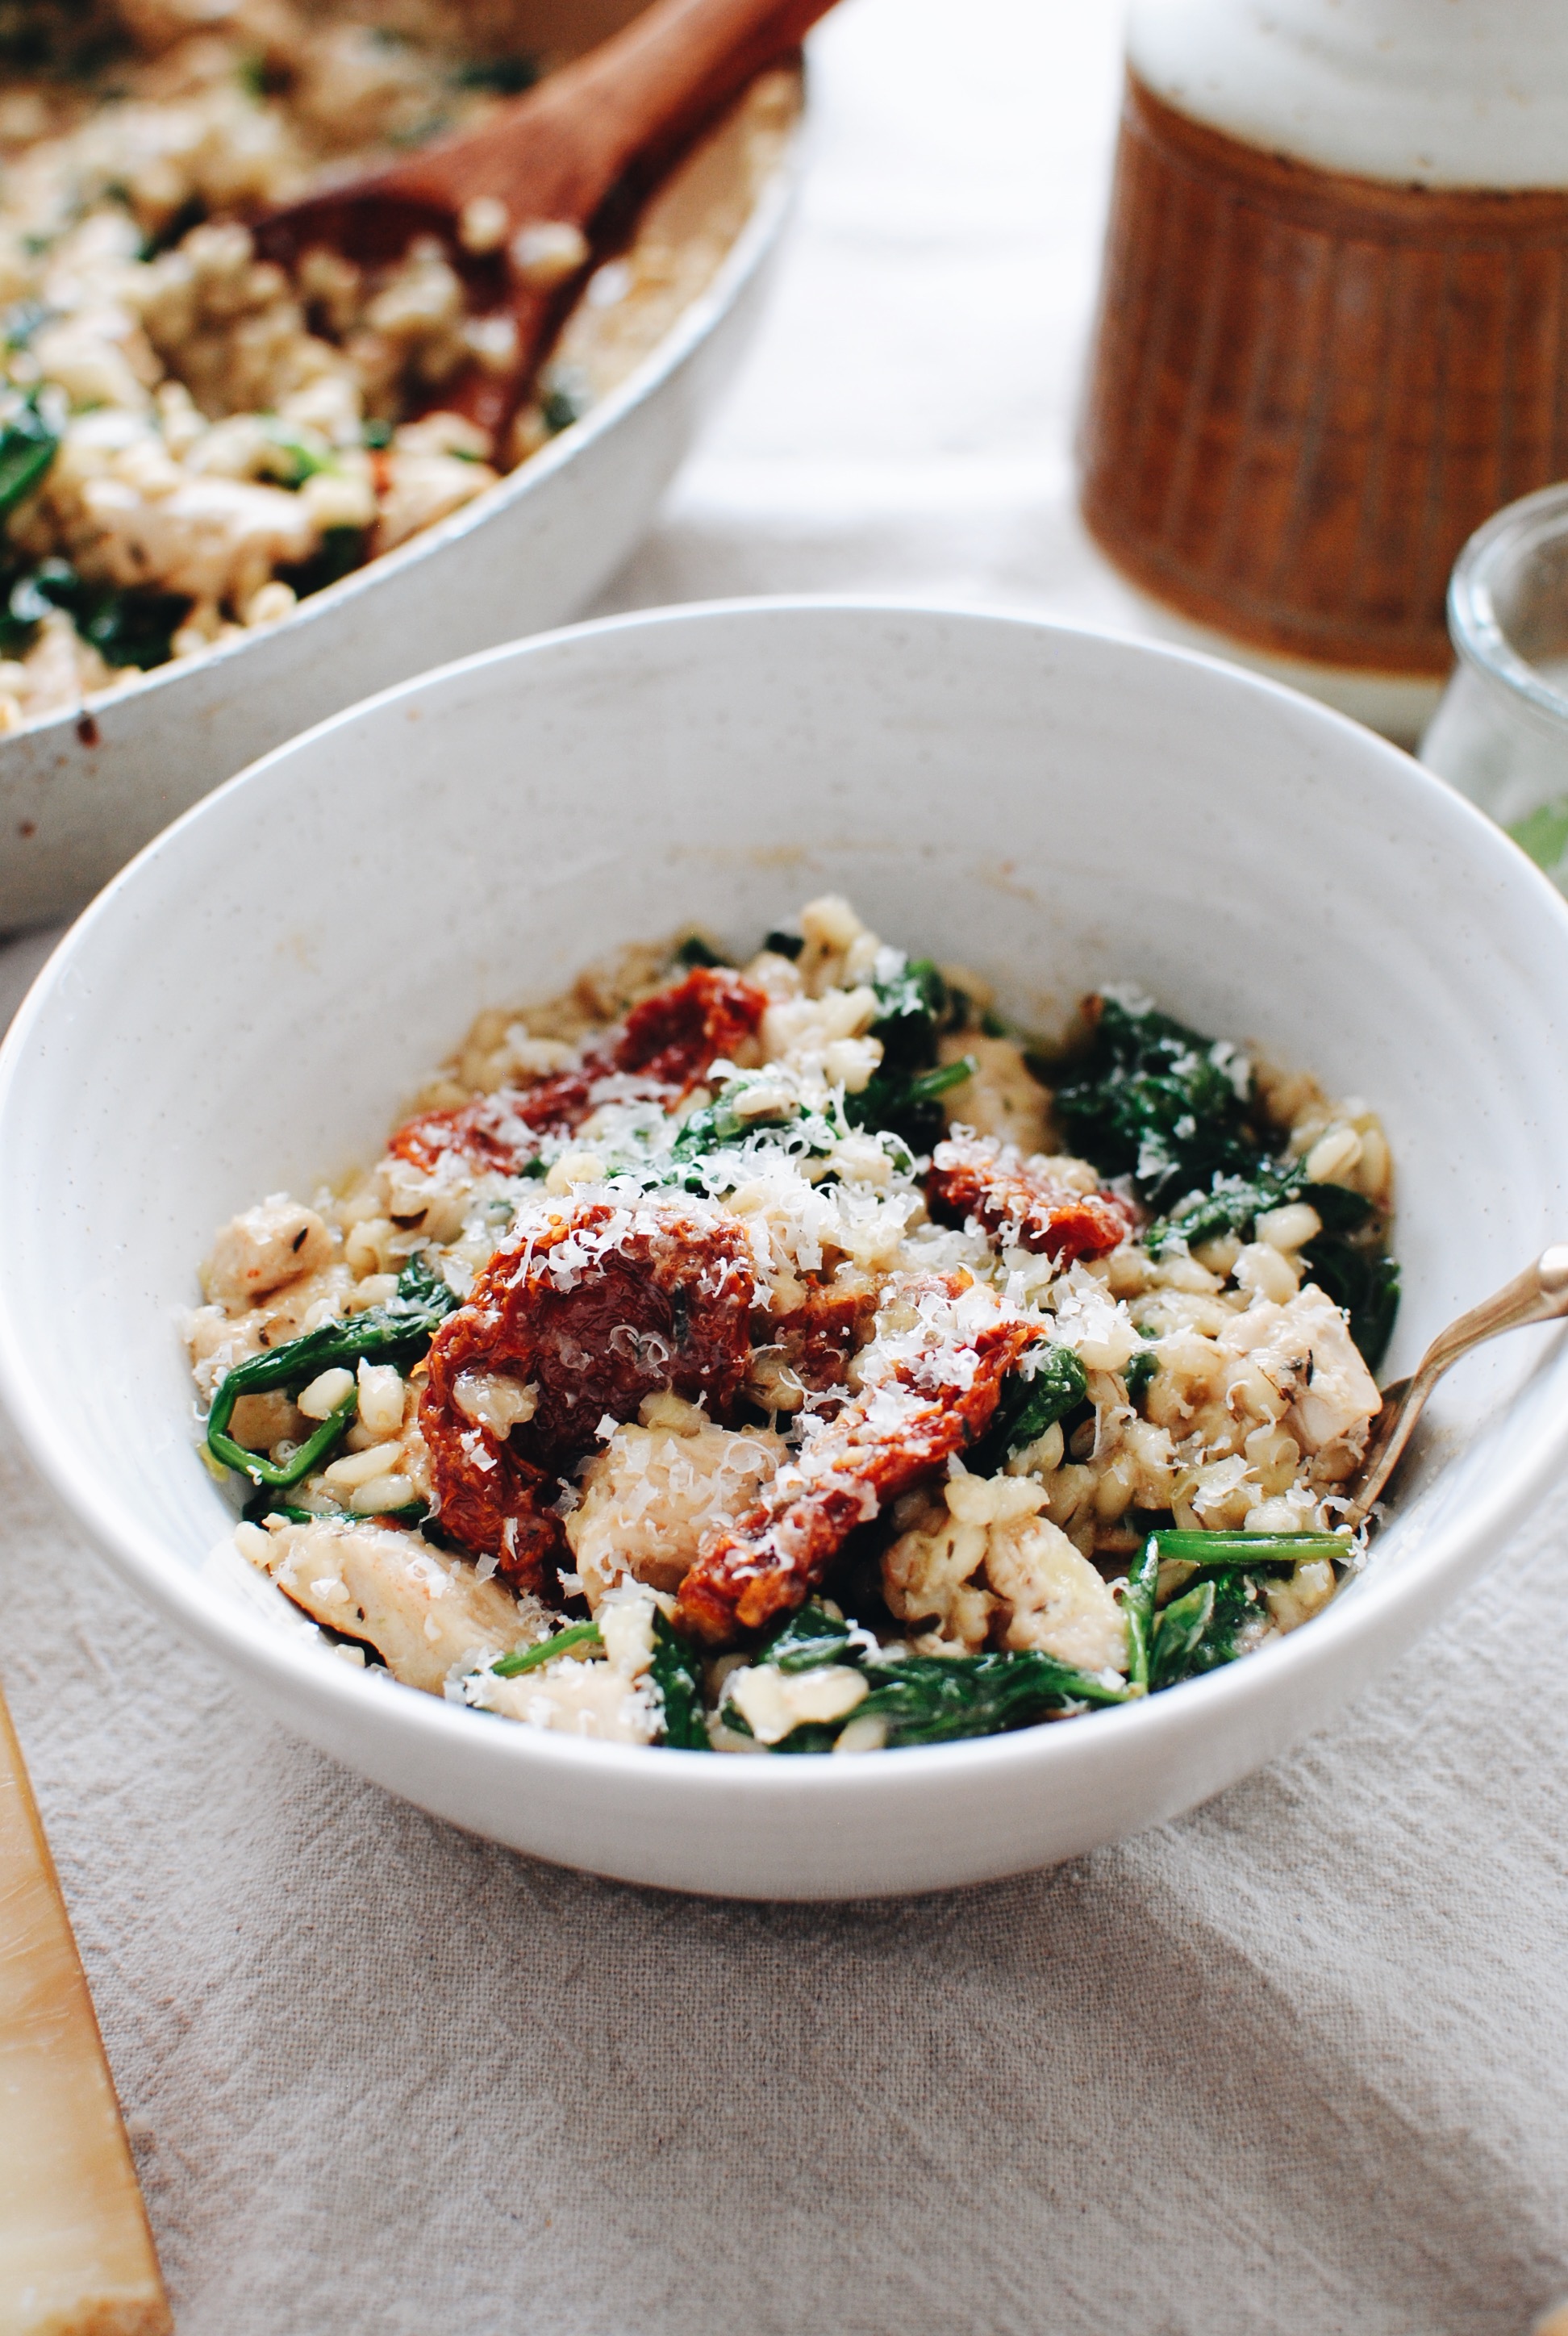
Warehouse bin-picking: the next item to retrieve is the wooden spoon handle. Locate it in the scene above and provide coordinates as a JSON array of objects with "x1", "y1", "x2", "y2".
[
  {"x1": 0, "y1": 1686, "x2": 170, "y2": 2330},
  {"x1": 388, "y1": 0, "x2": 833, "y2": 227}
]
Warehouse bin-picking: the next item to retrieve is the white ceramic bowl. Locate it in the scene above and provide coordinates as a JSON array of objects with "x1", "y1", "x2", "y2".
[
  {"x1": 0, "y1": 101, "x2": 801, "y2": 934},
  {"x1": 2, "y1": 602, "x2": 1566, "y2": 1901}
]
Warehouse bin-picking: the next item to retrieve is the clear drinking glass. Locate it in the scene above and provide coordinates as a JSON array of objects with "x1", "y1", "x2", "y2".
[{"x1": 1422, "y1": 483, "x2": 1568, "y2": 886}]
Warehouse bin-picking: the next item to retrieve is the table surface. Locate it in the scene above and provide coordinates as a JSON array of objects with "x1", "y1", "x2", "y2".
[{"x1": 3, "y1": 5, "x2": 1566, "y2": 2330}]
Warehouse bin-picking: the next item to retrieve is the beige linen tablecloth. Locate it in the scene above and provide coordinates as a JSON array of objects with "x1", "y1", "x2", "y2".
[{"x1": 2, "y1": 3, "x2": 1565, "y2": 2328}]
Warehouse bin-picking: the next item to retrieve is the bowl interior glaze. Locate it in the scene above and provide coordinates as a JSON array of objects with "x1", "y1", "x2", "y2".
[{"x1": 2, "y1": 603, "x2": 1566, "y2": 1899}]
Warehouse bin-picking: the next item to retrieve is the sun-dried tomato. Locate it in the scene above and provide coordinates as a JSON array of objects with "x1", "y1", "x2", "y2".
[
  {"x1": 927, "y1": 1136, "x2": 1134, "y2": 1263},
  {"x1": 386, "y1": 968, "x2": 764, "y2": 1177},
  {"x1": 767, "y1": 1272, "x2": 882, "y2": 1392},
  {"x1": 387, "y1": 1069, "x2": 603, "y2": 1178},
  {"x1": 677, "y1": 1274, "x2": 1033, "y2": 1643},
  {"x1": 423, "y1": 1441, "x2": 566, "y2": 1588},
  {"x1": 421, "y1": 1192, "x2": 759, "y2": 1583},
  {"x1": 614, "y1": 967, "x2": 767, "y2": 1091}
]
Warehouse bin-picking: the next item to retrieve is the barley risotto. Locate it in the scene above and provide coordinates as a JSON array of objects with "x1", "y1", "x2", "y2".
[
  {"x1": 0, "y1": 0, "x2": 794, "y2": 732},
  {"x1": 190, "y1": 896, "x2": 1399, "y2": 1754}
]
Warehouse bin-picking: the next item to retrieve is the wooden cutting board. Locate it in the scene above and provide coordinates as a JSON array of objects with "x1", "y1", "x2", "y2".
[{"x1": 0, "y1": 1688, "x2": 170, "y2": 2336}]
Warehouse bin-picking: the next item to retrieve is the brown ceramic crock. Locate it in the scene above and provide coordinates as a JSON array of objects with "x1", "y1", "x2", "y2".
[{"x1": 1079, "y1": 4, "x2": 1568, "y2": 698}]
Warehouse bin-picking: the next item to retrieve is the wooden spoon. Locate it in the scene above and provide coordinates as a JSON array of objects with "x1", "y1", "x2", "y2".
[{"x1": 257, "y1": 0, "x2": 841, "y2": 440}]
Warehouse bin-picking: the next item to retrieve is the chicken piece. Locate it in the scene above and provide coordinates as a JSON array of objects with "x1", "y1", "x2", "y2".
[
  {"x1": 676, "y1": 1271, "x2": 1035, "y2": 1644},
  {"x1": 465, "y1": 1582, "x2": 663, "y2": 1743},
  {"x1": 239, "y1": 1517, "x2": 526, "y2": 1693},
  {"x1": 1262, "y1": 1558, "x2": 1338, "y2": 1633},
  {"x1": 79, "y1": 472, "x2": 317, "y2": 607},
  {"x1": 421, "y1": 1191, "x2": 759, "y2": 1582},
  {"x1": 202, "y1": 1195, "x2": 334, "y2": 1307},
  {"x1": 372, "y1": 448, "x2": 497, "y2": 556},
  {"x1": 975, "y1": 1501, "x2": 1128, "y2": 1672},
  {"x1": 883, "y1": 1471, "x2": 1128, "y2": 1672},
  {"x1": 928, "y1": 1135, "x2": 1134, "y2": 1264},
  {"x1": 566, "y1": 1395, "x2": 785, "y2": 1603},
  {"x1": 225, "y1": 1387, "x2": 303, "y2": 1454},
  {"x1": 1219, "y1": 1283, "x2": 1382, "y2": 1454},
  {"x1": 470, "y1": 1654, "x2": 659, "y2": 1742}
]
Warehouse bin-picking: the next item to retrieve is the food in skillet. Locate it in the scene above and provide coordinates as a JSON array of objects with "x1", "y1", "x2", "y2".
[
  {"x1": 189, "y1": 896, "x2": 1398, "y2": 1752},
  {"x1": 0, "y1": 0, "x2": 794, "y2": 731}
]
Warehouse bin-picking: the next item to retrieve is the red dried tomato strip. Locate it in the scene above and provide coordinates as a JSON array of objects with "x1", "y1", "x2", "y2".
[
  {"x1": 387, "y1": 969, "x2": 765, "y2": 1177},
  {"x1": 614, "y1": 967, "x2": 767, "y2": 1090},
  {"x1": 677, "y1": 1276, "x2": 1033, "y2": 1643},
  {"x1": 387, "y1": 1069, "x2": 603, "y2": 1178},
  {"x1": 927, "y1": 1136, "x2": 1134, "y2": 1263},
  {"x1": 766, "y1": 1274, "x2": 882, "y2": 1393}
]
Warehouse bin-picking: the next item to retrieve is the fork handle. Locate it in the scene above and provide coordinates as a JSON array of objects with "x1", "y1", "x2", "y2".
[{"x1": 1346, "y1": 1245, "x2": 1568, "y2": 1522}]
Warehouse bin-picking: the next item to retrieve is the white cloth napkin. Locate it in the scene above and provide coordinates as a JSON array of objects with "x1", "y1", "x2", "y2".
[{"x1": 2, "y1": 3, "x2": 1566, "y2": 2329}]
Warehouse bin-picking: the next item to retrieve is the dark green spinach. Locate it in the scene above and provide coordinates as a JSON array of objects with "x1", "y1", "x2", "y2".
[
  {"x1": 967, "y1": 1341, "x2": 1088, "y2": 1473},
  {"x1": 0, "y1": 399, "x2": 59, "y2": 518},
  {"x1": 649, "y1": 1611, "x2": 711, "y2": 1748},
  {"x1": 206, "y1": 1254, "x2": 457, "y2": 1488}
]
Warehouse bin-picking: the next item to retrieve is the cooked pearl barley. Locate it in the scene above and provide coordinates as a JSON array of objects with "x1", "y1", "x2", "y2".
[
  {"x1": 344, "y1": 1219, "x2": 392, "y2": 1274},
  {"x1": 586, "y1": 260, "x2": 632, "y2": 307},
  {"x1": 510, "y1": 219, "x2": 590, "y2": 285},
  {"x1": 833, "y1": 1715, "x2": 889, "y2": 1754},
  {"x1": 1233, "y1": 1242, "x2": 1299, "y2": 1305},
  {"x1": 733, "y1": 1080, "x2": 795, "y2": 1120},
  {"x1": 799, "y1": 895, "x2": 863, "y2": 953},
  {"x1": 546, "y1": 1150, "x2": 604, "y2": 1193},
  {"x1": 244, "y1": 580, "x2": 297, "y2": 628},
  {"x1": 349, "y1": 1473, "x2": 416, "y2": 1514},
  {"x1": 1305, "y1": 1126, "x2": 1363, "y2": 1183},
  {"x1": 1151, "y1": 1255, "x2": 1223, "y2": 1295},
  {"x1": 1256, "y1": 1201, "x2": 1322, "y2": 1253},
  {"x1": 465, "y1": 313, "x2": 519, "y2": 372},
  {"x1": 357, "y1": 1359, "x2": 405, "y2": 1435},
  {"x1": 299, "y1": 470, "x2": 377, "y2": 532},
  {"x1": 1356, "y1": 1125, "x2": 1391, "y2": 1200},
  {"x1": 321, "y1": 1440, "x2": 404, "y2": 1489},
  {"x1": 458, "y1": 195, "x2": 510, "y2": 253},
  {"x1": 297, "y1": 1366, "x2": 356, "y2": 1419},
  {"x1": 824, "y1": 1037, "x2": 879, "y2": 1091},
  {"x1": 1245, "y1": 1497, "x2": 1315, "y2": 1533}
]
